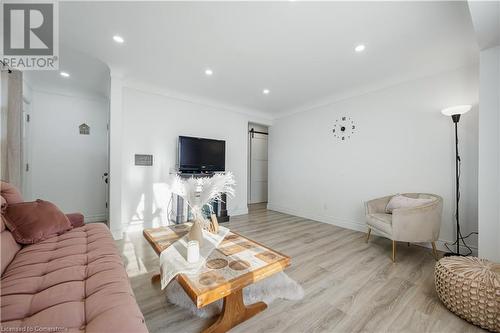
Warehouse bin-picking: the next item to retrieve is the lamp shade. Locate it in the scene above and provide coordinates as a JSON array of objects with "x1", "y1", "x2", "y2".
[{"x1": 441, "y1": 105, "x2": 471, "y2": 116}]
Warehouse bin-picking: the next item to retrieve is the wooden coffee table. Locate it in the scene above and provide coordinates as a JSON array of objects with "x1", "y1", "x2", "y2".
[{"x1": 143, "y1": 224, "x2": 291, "y2": 333}]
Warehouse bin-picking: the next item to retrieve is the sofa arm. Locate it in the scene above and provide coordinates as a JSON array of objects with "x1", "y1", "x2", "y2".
[
  {"x1": 365, "y1": 195, "x2": 392, "y2": 215},
  {"x1": 66, "y1": 213, "x2": 84, "y2": 228},
  {"x1": 392, "y1": 199, "x2": 443, "y2": 242}
]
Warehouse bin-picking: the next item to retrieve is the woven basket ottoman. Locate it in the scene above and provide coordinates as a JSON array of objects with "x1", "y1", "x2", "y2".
[{"x1": 435, "y1": 256, "x2": 500, "y2": 332}]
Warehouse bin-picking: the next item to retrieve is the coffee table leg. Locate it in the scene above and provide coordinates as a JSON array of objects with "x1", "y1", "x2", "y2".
[{"x1": 203, "y1": 289, "x2": 267, "y2": 333}]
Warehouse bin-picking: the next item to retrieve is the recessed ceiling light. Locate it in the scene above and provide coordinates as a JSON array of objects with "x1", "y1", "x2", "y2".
[
  {"x1": 60, "y1": 71, "x2": 70, "y2": 78},
  {"x1": 113, "y1": 35, "x2": 124, "y2": 44},
  {"x1": 262, "y1": 89, "x2": 270, "y2": 95},
  {"x1": 205, "y1": 68, "x2": 213, "y2": 76},
  {"x1": 355, "y1": 44, "x2": 366, "y2": 53}
]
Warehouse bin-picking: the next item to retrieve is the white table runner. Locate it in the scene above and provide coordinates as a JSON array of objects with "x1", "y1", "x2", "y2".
[{"x1": 160, "y1": 226, "x2": 229, "y2": 290}]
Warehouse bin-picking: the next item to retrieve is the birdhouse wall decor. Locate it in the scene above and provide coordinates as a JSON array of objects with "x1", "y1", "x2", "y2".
[{"x1": 79, "y1": 123, "x2": 90, "y2": 135}]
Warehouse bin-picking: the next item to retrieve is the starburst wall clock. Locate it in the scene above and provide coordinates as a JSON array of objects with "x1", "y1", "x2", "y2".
[{"x1": 332, "y1": 116, "x2": 356, "y2": 141}]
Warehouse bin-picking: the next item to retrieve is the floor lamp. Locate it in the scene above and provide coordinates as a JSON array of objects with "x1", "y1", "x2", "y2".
[{"x1": 441, "y1": 105, "x2": 471, "y2": 256}]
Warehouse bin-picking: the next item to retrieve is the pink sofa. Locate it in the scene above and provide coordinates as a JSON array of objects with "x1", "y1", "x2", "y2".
[{"x1": 0, "y1": 182, "x2": 148, "y2": 333}]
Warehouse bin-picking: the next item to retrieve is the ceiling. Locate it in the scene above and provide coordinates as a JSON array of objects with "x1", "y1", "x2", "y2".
[
  {"x1": 58, "y1": 1, "x2": 478, "y2": 116},
  {"x1": 25, "y1": 47, "x2": 110, "y2": 99},
  {"x1": 467, "y1": 0, "x2": 500, "y2": 50}
]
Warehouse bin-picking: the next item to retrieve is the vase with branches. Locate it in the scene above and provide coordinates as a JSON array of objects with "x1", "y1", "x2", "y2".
[{"x1": 168, "y1": 172, "x2": 235, "y2": 245}]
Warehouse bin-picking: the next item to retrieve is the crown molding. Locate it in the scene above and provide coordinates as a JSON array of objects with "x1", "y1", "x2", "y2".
[
  {"x1": 274, "y1": 63, "x2": 479, "y2": 120},
  {"x1": 121, "y1": 77, "x2": 273, "y2": 125}
]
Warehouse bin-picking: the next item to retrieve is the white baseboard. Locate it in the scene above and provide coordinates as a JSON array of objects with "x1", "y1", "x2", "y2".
[
  {"x1": 267, "y1": 203, "x2": 367, "y2": 233},
  {"x1": 84, "y1": 214, "x2": 107, "y2": 223},
  {"x1": 267, "y1": 202, "x2": 478, "y2": 256},
  {"x1": 229, "y1": 207, "x2": 249, "y2": 217},
  {"x1": 111, "y1": 228, "x2": 123, "y2": 240}
]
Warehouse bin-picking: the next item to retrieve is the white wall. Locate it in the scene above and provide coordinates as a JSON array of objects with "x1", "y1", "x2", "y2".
[
  {"x1": 478, "y1": 46, "x2": 500, "y2": 261},
  {"x1": 29, "y1": 90, "x2": 109, "y2": 221},
  {"x1": 269, "y1": 66, "x2": 479, "y2": 252},
  {"x1": 115, "y1": 85, "x2": 271, "y2": 236}
]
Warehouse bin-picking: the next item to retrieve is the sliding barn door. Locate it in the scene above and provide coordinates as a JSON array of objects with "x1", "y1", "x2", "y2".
[{"x1": 249, "y1": 131, "x2": 268, "y2": 204}]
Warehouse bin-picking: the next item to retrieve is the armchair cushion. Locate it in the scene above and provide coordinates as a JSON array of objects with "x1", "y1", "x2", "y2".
[
  {"x1": 366, "y1": 213, "x2": 392, "y2": 236},
  {"x1": 365, "y1": 195, "x2": 392, "y2": 215},
  {"x1": 385, "y1": 194, "x2": 435, "y2": 213}
]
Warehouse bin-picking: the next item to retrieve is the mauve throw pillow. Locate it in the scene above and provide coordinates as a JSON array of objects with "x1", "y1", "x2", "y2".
[{"x1": 3, "y1": 200, "x2": 73, "y2": 244}]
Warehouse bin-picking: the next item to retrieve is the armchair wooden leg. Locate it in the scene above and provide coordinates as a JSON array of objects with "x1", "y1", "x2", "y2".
[
  {"x1": 431, "y1": 242, "x2": 438, "y2": 260},
  {"x1": 366, "y1": 228, "x2": 371, "y2": 243},
  {"x1": 392, "y1": 240, "x2": 396, "y2": 262}
]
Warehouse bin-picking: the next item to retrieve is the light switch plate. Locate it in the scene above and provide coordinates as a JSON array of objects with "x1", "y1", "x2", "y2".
[{"x1": 135, "y1": 154, "x2": 153, "y2": 166}]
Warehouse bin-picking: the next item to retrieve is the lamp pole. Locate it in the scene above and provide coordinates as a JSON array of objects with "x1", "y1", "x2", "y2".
[
  {"x1": 452, "y1": 114, "x2": 461, "y2": 255},
  {"x1": 441, "y1": 105, "x2": 471, "y2": 257}
]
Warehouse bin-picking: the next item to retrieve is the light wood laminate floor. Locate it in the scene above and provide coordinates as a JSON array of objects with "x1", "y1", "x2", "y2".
[{"x1": 115, "y1": 204, "x2": 484, "y2": 333}]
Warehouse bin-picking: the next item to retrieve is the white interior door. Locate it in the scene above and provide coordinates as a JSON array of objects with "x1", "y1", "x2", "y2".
[
  {"x1": 249, "y1": 132, "x2": 268, "y2": 204},
  {"x1": 29, "y1": 91, "x2": 109, "y2": 222}
]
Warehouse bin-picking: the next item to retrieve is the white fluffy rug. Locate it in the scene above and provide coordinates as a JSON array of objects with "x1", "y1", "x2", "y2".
[{"x1": 166, "y1": 272, "x2": 304, "y2": 318}]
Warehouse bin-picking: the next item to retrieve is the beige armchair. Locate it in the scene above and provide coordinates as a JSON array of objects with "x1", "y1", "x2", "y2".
[{"x1": 364, "y1": 193, "x2": 443, "y2": 262}]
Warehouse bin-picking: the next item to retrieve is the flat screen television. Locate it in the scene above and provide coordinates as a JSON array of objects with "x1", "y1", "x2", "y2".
[{"x1": 178, "y1": 136, "x2": 226, "y2": 172}]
